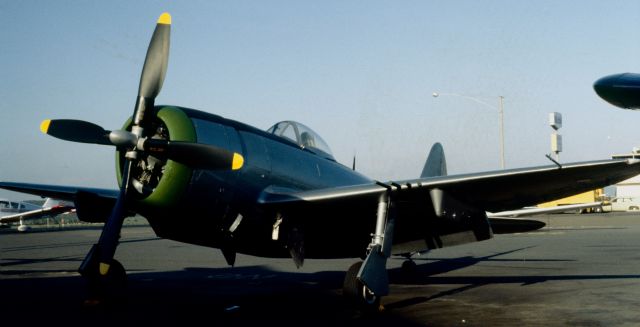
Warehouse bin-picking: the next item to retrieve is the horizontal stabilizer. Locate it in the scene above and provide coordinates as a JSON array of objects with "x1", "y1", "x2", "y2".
[
  {"x1": 487, "y1": 202, "x2": 602, "y2": 218},
  {"x1": 488, "y1": 218, "x2": 546, "y2": 234}
]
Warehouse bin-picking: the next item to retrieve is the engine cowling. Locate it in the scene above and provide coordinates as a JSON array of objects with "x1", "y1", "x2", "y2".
[{"x1": 116, "y1": 106, "x2": 195, "y2": 208}]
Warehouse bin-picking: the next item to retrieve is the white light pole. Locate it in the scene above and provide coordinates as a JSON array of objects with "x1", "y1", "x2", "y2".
[{"x1": 432, "y1": 92, "x2": 505, "y2": 169}]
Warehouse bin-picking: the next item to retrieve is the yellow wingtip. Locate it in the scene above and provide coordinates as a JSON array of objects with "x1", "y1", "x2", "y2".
[
  {"x1": 40, "y1": 120, "x2": 51, "y2": 134},
  {"x1": 232, "y1": 153, "x2": 244, "y2": 170},
  {"x1": 158, "y1": 12, "x2": 171, "y2": 25},
  {"x1": 99, "y1": 263, "x2": 110, "y2": 276}
]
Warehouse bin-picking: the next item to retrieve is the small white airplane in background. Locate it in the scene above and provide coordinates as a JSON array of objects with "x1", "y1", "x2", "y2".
[{"x1": 0, "y1": 198, "x2": 75, "y2": 232}]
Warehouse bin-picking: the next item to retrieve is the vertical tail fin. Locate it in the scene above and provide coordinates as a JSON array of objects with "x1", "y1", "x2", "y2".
[
  {"x1": 42, "y1": 198, "x2": 56, "y2": 209},
  {"x1": 421, "y1": 142, "x2": 447, "y2": 178},
  {"x1": 42, "y1": 198, "x2": 69, "y2": 209}
]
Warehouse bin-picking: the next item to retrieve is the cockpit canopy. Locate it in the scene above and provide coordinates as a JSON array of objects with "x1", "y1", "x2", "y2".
[{"x1": 267, "y1": 121, "x2": 334, "y2": 160}]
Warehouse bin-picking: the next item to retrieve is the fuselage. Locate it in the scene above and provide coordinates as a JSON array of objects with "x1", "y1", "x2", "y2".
[{"x1": 126, "y1": 106, "x2": 376, "y2": 259}]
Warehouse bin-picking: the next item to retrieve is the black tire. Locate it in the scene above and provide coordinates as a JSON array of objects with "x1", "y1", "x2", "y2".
[
  {"x1": 85, "y1": 259, "x2": 127, "y2": 306},
  {"x1": 401, "y1": 260, "x2": 418, "y2": 275},
  {"x1": 343, "y1": 261, "x2": 361, "y2": 299},
  {"x1": 343, "y1": 261, "x2": 381, "y2": 313}
]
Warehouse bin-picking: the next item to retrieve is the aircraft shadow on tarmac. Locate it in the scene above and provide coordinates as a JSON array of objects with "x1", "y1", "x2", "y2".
[
  {"x1": 0, "y1": 265, "x2": 420, "y2": 326},
  {"x1": 1, "y1": 235, "x2": 159, "y2": 277},
  {"x1": 3, "y1": 245, "x2": 640, "y2": 326},
  {"x1": 384, "y1": 246, "x2": 640, "y2": 310}
]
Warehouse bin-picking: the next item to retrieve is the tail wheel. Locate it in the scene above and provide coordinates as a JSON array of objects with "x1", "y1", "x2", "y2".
[
  {"x1": 401, "y1": 259, "x2": 418, "y2": 275},
  {"x1": 343, "y1": 261, "x2": 381, "y2": 313}
]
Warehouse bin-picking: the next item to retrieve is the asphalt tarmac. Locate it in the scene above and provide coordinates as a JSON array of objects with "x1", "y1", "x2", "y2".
[{"x1": 2, "y1": 213, "x2": 640, "y2": 326}]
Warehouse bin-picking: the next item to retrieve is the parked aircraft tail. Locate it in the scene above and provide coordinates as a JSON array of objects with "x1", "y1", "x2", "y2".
[
  {"x1": 42, "y1": 197, "x2": 57, "y2": 209},
  {"x1": 421, "y1": 142, "x2": 447, "y2": 178},
  {"x1": 41, "y1": 197, "x2": 73, "y2": 209}
]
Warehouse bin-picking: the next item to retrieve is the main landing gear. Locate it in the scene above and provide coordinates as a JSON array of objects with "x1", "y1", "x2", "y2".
[
  {"x1": 343, "y1": 189, "x2": 396, "y2": 313},
  {"x1": 343, "y1": 261, "x2": 381, "y2": 313}
]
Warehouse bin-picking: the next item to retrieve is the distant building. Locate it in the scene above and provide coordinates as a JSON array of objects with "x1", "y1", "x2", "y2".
[
  {"x1": 612, "y1": 175, "x2": 640, "y2": 197},
  {"x1": 612, "y1": 153, "x2": 640, "y2": 197}
]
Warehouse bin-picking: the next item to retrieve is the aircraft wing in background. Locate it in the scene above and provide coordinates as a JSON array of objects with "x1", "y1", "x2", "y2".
[{"x1": 0, "y1": 203, "x2": 75, "y2": 224}]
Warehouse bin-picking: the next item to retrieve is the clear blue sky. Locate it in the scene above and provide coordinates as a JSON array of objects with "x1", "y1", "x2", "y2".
[{"x1": 2, "y1": 1, "x2": 640, "y2": 200}]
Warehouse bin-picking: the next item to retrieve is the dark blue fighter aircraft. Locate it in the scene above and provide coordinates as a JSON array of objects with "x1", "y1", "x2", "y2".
[{"x1": 4, "y1": 13, "x2": 640, "y2": 311}]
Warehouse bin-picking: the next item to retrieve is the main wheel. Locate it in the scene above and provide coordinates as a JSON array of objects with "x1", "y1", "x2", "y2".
[{"x1": 343, "y1": 261, "x2": 381, "y2": 313}]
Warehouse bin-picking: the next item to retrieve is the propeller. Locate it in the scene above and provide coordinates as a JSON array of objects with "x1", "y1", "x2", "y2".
[
  {"x1": 42, "y1": 13, "x2": 243, "y2": 279},
  {"x1": 97, "y1": 12, "x2": 172, "y2": 277},
  {"x1": 41, "y1": 119, "x2": 244, "y2": 170}
]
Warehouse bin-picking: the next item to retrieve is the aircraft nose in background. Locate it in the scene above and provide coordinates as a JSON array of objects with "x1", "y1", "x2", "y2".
[{"x1": 593, "y1": 73, "x2": 640, "y2": 110}]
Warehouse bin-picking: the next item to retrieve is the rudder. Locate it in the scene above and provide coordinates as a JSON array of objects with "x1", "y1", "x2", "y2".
[{"x1": 421, "y1": 142, "x2": 447, "y2": 178}]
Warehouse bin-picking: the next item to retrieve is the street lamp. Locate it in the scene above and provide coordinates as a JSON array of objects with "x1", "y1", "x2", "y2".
[{"x1": 432, "y1": 92, "x2": 505, "y2": 169}]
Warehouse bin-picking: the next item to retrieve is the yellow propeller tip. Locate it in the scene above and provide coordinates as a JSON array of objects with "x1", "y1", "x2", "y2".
[
  {"x1": 158, "y1": 12, "x2": 171, "y2": 25},
  {"x1": 40, "y1": 120, "x2": 51, "y2": 134},
  {"x1": 232, "y1": 153, "x2": 244, "y2": 170},
  {"x1": 99, "y1": 263, "x2": 110, "y2": 276}
]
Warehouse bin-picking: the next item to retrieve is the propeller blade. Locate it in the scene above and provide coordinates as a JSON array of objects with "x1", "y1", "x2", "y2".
[
  {"x1": 96, "y1": 161, "x2": 133, "y2": 276},
  {"x1": 138, "y1": 12, "x2": 171, "y2": 99},
  {"x1": 41, "y1": 119, "x2": 141, "y2": 148},
  {"x1": 40, "y1": 119, "x2": 111, "y2": 145},
  {"x1": 144, "y1": 139, "x2": 244, "y2": 170}
]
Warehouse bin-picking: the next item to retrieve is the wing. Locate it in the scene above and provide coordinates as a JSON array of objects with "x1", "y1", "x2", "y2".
[
  {"x1": 0, "y1": 182, "x2": 118, "y2": 202},
  {"x1": 259, "y1": 159, "x2": 639, "y2": 254},
  {"x1": 0, "y1": 182, "x2": 118, "y2": 223},
  {"x1": 260, "y1": 159, "x2": 639, "y2": 212},
  {"x1": 0, "y1": 205, "x2": 75, "y2": 223}
]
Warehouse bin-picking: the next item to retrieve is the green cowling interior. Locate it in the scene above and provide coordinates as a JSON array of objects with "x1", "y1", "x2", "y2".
[{"x1": 116, "y1": 106, "x2": 195, "y2": 207}]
